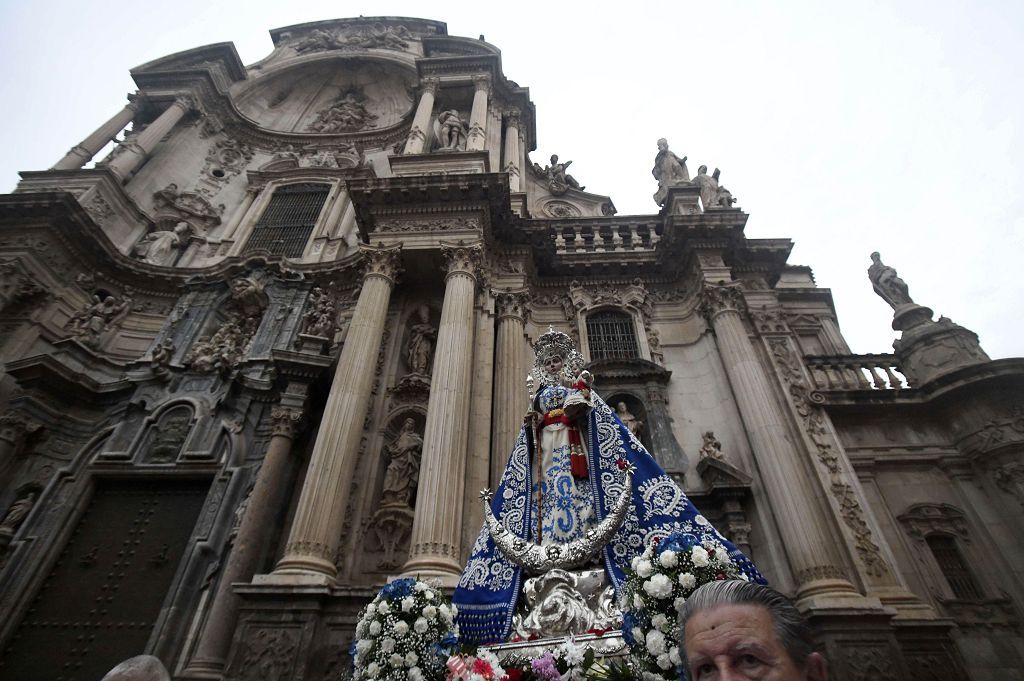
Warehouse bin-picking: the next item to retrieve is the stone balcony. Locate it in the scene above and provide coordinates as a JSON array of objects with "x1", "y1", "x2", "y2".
[{"x1": 805, "y1": 353, "x2": 911, "y2": 394}]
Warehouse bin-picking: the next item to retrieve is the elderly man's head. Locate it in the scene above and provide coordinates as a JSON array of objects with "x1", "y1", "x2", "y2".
[{"x1": 680, "y1": 580, "x2": 827, "y2": 681}]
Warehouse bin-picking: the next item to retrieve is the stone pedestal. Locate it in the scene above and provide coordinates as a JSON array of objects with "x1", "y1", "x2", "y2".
[
  {"x1": 402, "y1": 242, "x2": 481, "y2": 584},
  {"x1": 892, "y1": 304, "x2": 989, "y2": 385}
]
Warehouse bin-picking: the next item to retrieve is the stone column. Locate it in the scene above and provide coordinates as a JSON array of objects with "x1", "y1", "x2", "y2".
[
  {"x1": 272, "y1": 244, "x2": 402, "y2": 580},
  {"x1": 187, "y1": 402, "x2": 305, "y2": 674},
  {"x1": 402, "y1": 242, "x2": 482, "y2": 582},
  {"x1": 403, "y1": 79, "x2": 439, "y2": 155},
  {"x1": 701, "y1": 284, "x2": 860, "y2": 606},
  {"x1": 503, "y1": 112, "x2": 522, "y2": 192},
  {"x1": 52, "y1": 95, "x2": 142, "y2": 170},
  {"x1": 491, "y1": 289, "x2": 530, "y2": 486},
  {"x1": 467, "y1": 75, "x2": 490, "y2": 151},
  {"x1": 107, "y1": 96, "x2": 192, "y2": 179}
]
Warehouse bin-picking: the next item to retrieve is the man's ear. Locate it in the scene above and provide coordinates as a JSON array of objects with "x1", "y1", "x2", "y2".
[{"x1": 804, "y1": 652, "x2": 828, "y2": 681}]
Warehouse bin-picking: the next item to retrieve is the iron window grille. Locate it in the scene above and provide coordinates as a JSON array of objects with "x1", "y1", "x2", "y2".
[
  {"x1": 926, "y1": 534, "x2": 982, "y2": 600},
  {"x1": 586, "y1": 310, "x2": 639, "y2": 360},
  {"x1": 243, "y1": 183, "x2": 330, "y2": 258}
]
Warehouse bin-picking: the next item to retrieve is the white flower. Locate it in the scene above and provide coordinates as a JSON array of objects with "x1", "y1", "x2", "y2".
[
  {"x1": 401, "y1": 596, "x2": 416, "y2": 612},
  {"x1": 691, "y1": 546, "x2": 710, "y2": 567},
  {"x1": 356, "y1": 639, "x2": 372, "y2": 655},
  {"x1": 643, "y1": 574, "x2": 673, "y2": 599},
  {"x1": 632, "y1": 627, "x2": 644, "y2": 644},
  {"x1": 674, "y1": 596, "x2": 686, "y2": 613},
  {"x1": 414, "y1": 581, "x2": 428, "y2": 592},
  {"x1": 377, "y1": 601, "x2": 391, "y2": 615},
  {"x1": 413, "y1": 617, "x2": 429, "y2": 634},
  {"x1": 393, "y1": 620, "x2": 409, "y2": 637},
  {"x1": 646, "y1": 629, "x2": 667, "y2": 655},
  {"x1": 669, "y1": 646, "x2": 681, "y2": 666},
  {"x1": 631, "y1": 555, "x2": 641, "y2": 571},
  {"x1": 636, "y1": 558, "x2": 654, "y2": 578},
  {"x1": 356, "y1": 620, "x2": 367, "y2": 638},
  {"x1": 405, "y1": 651, "x2": 419, "y2": 667},
  {"x1": 695, "y1": 514, "x2": 709, "y2": 526},
  {"x1": 559, "y1": 640, "x2": 586, "y2": 666},
  {"x1": 633, "y1": 594, "x2": 645, "y2": 610},
  {"x1": 651, "y1": 614, "x2": 671, "y2": 632},
  {"x1": 450, "y1": 604, "x2": 458, "y2": 618},
  {"x1": 714, "y1": 547, "x2": 730, "y2": 563},
  {"x1": 659, "y1": 550, "x2": 678, "y2": 568},
  {"x1": 367, "y1": 603, "x2": 377, "y2": 616},
  {"x1": 368, "y1": 621, "x2": 382, "y2": 636},
  {"x1": 390, "y1": 653, "x2": 404, "y2": 668},
  {"x1": 678, "y1": 572, "x2": 696, "y2": 589},
  {"x1": 424, "y1": 590, "x2": 435, "y2": 600},
  {"x1": 408, "y1": 667, "x2": 423, "y2": 681},
  {"x1": 422, "y1": 605, "x2": 437, "y2": 620},
  {"x1": 379, "y1": 637, "x2": 395, "y2": 653},
  {"x1": 367, "y1": 662, "x2": 379, "y2": 677},
  {"x1": 657, "y1": 653, "x2": 673, "y2": 670}
]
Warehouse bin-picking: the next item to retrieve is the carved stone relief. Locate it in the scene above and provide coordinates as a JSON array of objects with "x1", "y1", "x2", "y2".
[
  {"x1": 146, "y1": 407, "x2": 193, "y2": 463},
  {"x1": 542, "y1": 200, "x2": 582, "y2": 218},
  {"x1": 306, "y1": 89, "x2": 377, "y2": 133},
  {"x1": 66, "y1": 292, "x2": 133, "y2": 349}
]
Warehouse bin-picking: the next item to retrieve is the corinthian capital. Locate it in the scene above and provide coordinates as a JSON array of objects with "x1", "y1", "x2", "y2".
[
  {"x1": 271, "y1": 406, "x2": 305, "y2": 439},
  {"x1": 700, "y1": 283, "x2": 747, "y2": 322},
  {"x1": 420, "y1": 78, "x2": 440, "y2": 95},
  {"x1": 440, "y1": 241, "x2": 484, "y2": 280},
  {"x1": 360, "y1": 243, "x2": 403, "y2": 284},
  {"x1": 472, "y1": 74, "x2": 492, "y2": 93},
  {"x1": 495, "y1": 289, "x2": 531, "y2": 322}
]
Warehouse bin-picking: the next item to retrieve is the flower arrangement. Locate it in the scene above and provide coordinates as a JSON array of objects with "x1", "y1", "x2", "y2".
[
  {"x1": 620, "y1": 529, "x2": 746, "y2": 681},
  {"x1": 445, "y1": 648, "x2": 508, "y2": 681},
  {"x1": 352, "y1": 577, "x2": 459, "y2": 681}
]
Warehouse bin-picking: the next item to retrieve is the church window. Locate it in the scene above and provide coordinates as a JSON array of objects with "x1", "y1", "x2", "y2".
[
  {"x1": 243, "y1": 183, "x2": 330, "y2": 258},
  {"x1": 926, "y1": 535, "x2": 982, "y2": 600},
  {"x1": 586, "y1": 310, "x2": 639, "y2": 360}
]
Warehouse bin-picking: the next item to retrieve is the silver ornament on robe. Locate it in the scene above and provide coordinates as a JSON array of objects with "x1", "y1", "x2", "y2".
[{"x1": 480, "y1": 465, "x2": 635, "y2": 574}]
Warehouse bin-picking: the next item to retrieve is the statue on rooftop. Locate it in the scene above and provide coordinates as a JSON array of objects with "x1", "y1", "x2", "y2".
[
  {"x1": 652, "y1": 138, "x2": 690, "y2": 206},
  {"x1": 868, "y1": 251, "x2": 914, "y2": 309}
]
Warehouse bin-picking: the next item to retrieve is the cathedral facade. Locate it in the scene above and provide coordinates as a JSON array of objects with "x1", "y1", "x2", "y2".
[{"x1": 0, "y1": 16, "x2": 1021, "y2": 681}]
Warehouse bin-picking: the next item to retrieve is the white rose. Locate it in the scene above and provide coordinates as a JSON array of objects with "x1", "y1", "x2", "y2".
[
  {"x1": 367, "y1": 603, "x2": 378, "y2": 616},
  {"x1": 394, "y1": 620, "x2": 409, "y2": 636},
  {"x1": 368, "y1": 621, "x2": 382, "y2": 636},
  {"x1": 714, "y1": 547, "x2": 730, "y2": 563},
  {"x1": 669, "y1": 646, "x2": 681, "y2": 666},
  {"x1": 413, "y1": 617, "x2": 429, "y2": 634},
  {"x1": 390, "y1": 653, "x2": 404, "y2": 668},
  {"x1": 651, "y1": 614, "x2": 670, "y2": 632},
  {"x1": 401, "y1": 596, "x2": 416, "y2": 612},
  {"x1": 636, "y1": 558, "x2": 654, "y2": 578},
  {"x1": 414, "y1": 581, "x2": 428, "y2": 592},
  {"x1": 367, "y1": 662, "x2": 379, "y2": 676},
  {"x1": 405, "y1": 651, "x2": 419, "y2": 667},
  {"x1": 377, "y1": 601, "x2": 391, "y2": 615},
  {"x1": 356, "y1": 639, "x2": 372, "y2": 655},
  {"x1": 659, "y1": 550, "x2": 678, "y2": 568},
  {"x1": 408, "y1": 667, "x2": 423, "y2": 681},
  {"x1": 424, "y1": 590, "x2": 435, "y2": 600},
  {"x1": 691, "y1": 546, "x2": 710, "y2": 568},
  {"x1": 450, "y1": 604, "x2": 458, "y2": 618},
  {"x1": 422, "y1": 605, "x2": 438, "y2": 620},
  {"x1": 646, "y1": 629, "x2": 667, "y2": 655},
  {"x1": 673, "y1": 597, "x2": 686, "y2": 613},
  {"x1": 643, "y1": 574, "x2": 673, "y2": 599},
  {"x1": 678, "y1": 572, "x2": 696, "y2": 590},
  {"x1": 632, "y1": 627, "x2": 644, "y2": 645},
  {"x1": 633, "y1": 593, "x2": 645, "y2": 610},
  {"x1": 631, "y1": 555, "x2": 641, "y2": 571},
  {"x1": 356, "y1": 620, "x2": 367, "y2": 638},
  {"x1": 379, "y1": 637, "x2": 395, "y2": 653},
  {"x1": 657, "y1": 653, "x2": 673, "y2": 670}
]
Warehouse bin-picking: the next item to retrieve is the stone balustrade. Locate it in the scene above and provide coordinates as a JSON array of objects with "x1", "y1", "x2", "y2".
[
  {"x1": 805, "y1": 353, "x2": 910, "y2": 391},
  {"x1": 552, "y1": 221, "x2": 660, "y2": 255}
]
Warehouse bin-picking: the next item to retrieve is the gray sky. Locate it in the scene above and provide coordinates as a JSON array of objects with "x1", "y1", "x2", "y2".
[{"x1": 2, "y1": 0, "x2": 1021, "y2": 359}]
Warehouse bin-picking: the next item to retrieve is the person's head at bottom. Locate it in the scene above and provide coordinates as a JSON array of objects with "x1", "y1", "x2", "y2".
[{"x1": 680, "y1": 580, "x2": 828, "y2": 681}]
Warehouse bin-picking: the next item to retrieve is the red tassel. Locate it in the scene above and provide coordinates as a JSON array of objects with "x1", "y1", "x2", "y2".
[{"x1": 571, "y1": 453, "x2": 588, "y2": 479}]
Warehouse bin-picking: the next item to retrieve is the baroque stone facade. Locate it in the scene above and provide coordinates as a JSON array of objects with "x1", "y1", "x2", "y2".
[{"x1": 0, "y1": 16, "x2": 1020, "y2": 681}]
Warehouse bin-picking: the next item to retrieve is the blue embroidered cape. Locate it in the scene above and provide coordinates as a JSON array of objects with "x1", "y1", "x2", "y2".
[{"x1": 453, "y1": 394, "x2": 765, "y2": 644}]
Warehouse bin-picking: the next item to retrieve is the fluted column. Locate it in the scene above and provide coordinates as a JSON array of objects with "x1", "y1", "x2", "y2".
[
  {"x1": 107, "y1": 96, "x2": 192, "y2": 179},
  {"x1": 491, "y1": 289, "x2": 530, "y2": 486},
  {"x1": 188, "y1": 402, "x2": 305, "y2": 674},
  {"x1": 52, "y1": 95, "x2": 142, "y2": 170},
  {"x1": 503, "y1": 112, "x2": 522, "y2": 192},
  {"x1": 403, "y1": 78, "x2": 439, "y2": 155},
  {"x1": 273, "y1": 244, "x2": 402, "y2": 579},
  {"x1": 701, "y1": 284, "x2": 860, "y2": 605},
  {"x1": 467, "y1": 75, "x2": 490, "y2": 151},
  {"x1": 402, "y1": 242, "x2": 483, "y2": 581}
]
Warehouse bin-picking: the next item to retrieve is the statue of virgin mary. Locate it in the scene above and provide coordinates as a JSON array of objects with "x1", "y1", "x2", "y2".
[{"x1": 453, "y1": 328, "x2": 764, "y2": 644}]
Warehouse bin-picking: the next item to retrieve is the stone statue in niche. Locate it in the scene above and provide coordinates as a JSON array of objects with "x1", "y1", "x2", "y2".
[
  {"x1": 437, "y1": 109, "x2": 468, "y2": 150},
  {"x1": 67, "y1": 292, "x2": 132, "y2": 349},
  {"x1": 652, "y1": 137, "x2": 690, "y2": 206},
  {"x1": 868, "y1": 251, "x2": 914, "y2": 309},
  {"x1": 150, "y1": 339, "x2": 175, "y2": 381},
  {"x1": 699, "y1": 431, "x2": 724, "y2": 461},
  {"x1": 132, "y1": 222, "x2": 190, "y2": 266},
  {"x1": 381, "y1": 418, "x2": 424, "y2": 508},
  {"x1": 307, "y1": 90, "x2": 377, "y2": 133},
  {"x1": 301, "y1": 287, "x2": 337, "y2": 338},
  {"x1": 406, "y1": 305, "x2": 436, "y2": 376},
  {"x1": 647, "y1": 327, "x2": 665, "y2": 365},
  {"x1": 149, "y1": 412, "x2": 191, "y2": 462},
  {"x1": 616, "y1": 402, "x2": 644, "y2": 439},
  {"x1": 0, "y1": 489, "x2": 38, "y2": 537}
]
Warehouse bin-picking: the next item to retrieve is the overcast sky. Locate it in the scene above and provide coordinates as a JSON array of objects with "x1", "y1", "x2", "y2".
[{"x1": 2, "y1": 1, "x2": 1021, "y2": 359}]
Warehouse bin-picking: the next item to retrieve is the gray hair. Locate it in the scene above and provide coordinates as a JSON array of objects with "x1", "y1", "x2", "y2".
[{"x1": 679, "y1": 580, "x2": 815, "y2": 678}]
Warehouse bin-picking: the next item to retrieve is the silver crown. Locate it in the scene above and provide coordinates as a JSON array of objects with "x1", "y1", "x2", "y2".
[{"x1": 532, "y1": 326, "x2": 586, "y2": 386}]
